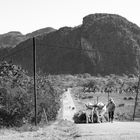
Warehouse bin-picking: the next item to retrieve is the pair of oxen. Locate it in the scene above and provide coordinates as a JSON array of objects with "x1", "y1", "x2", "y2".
[{"x1": 85, "y1": 102, "x2": 107, "y2": 123}]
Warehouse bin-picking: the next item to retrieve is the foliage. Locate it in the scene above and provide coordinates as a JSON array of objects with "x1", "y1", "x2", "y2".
[
  {"x1": 73, "y1": 111, "x2": 86, "y2": 123},
  {"x1": 0, "y1": 61, "x2": 62, "y2": 127}
]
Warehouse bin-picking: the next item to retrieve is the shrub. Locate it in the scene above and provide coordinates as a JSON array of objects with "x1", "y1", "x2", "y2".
[
  {"x1": 0, "y1": 61, "x2": 62, "y2": 127},
  {"x1": 73, "y1": 111, "x2": 86, "y2": 123},
  {"x1": 0, "y1": 89, "x2": 32, "y2": 127},
  {"x1": 81, "y1": 96, "x2": 87, "y2": 99},
  {"x1": 123, "y1": 97, "x2": 127, "y2": 100},
  {"x1": 86, "y1": 95, "x2": 93, "y2": 99},
  {"x1": 82, "y1": 80, "x2": 99, "y2": 93},
  {"x1": 128, "y1": 96, "x2": 134, "y2": 100},
  {"x1": 82, "y1": 73, "x2": 91, "y2": 78},
  {"x1": 128, "y1": 74, "x2": 135, "y2": 78},
  {"x1": 123, "y1": 96, "x2": 134, "y2": 101},
  {"x1": 118, "y1": 103, "x2": 125, "y2": 107}
]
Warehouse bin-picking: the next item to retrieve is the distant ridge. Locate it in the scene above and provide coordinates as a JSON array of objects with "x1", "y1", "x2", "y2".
[
  {"x1": 0, "y1": 27, "x2": 56, "y2": 49},
  {"x1": 26, "y1": 27, "x2": 56, "y2": 38},
  {"x1": 0, "y1": 31, "x2": 26, "y2": 48}
]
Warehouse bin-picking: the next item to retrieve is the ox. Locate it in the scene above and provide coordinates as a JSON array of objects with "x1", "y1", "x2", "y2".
[{"x1": 96, "y1": 102, "x2": 108, "y2": 122}]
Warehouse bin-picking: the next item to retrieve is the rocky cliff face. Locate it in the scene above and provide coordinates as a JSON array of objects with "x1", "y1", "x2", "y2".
[
  {"x1": 81, "y1": 14, "x2": 140, "y2": 75},
  {"x1": 4, "y1": 14, "x2": 140, "y2": 75}
]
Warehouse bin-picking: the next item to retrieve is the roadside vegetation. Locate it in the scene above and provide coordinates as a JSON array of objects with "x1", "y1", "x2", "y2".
[{"x1": 0, "y1": 61, "x2": 64, "y2": 127}]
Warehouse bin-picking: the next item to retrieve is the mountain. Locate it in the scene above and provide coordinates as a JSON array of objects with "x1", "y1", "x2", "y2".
[
  {"x1": 0, "y1": 31, "x2": 26, "y2": 48},
  {"x1": 3, "y1": 13, "x2": 140, "y2": 75}
]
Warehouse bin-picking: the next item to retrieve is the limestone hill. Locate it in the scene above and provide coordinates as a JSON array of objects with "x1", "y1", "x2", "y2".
[{"x1": 3, "y1": 13, "x2": 140, "y2": 75}]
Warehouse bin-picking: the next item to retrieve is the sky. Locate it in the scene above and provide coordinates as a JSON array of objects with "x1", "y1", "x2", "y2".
[{"x1": 0, "y1": 0, "x2": 140, "y2": 34}]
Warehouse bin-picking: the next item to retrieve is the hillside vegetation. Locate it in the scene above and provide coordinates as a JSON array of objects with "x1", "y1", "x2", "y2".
[{"x1": 0, "y1": 61, "x2": 63, "y2": 127}]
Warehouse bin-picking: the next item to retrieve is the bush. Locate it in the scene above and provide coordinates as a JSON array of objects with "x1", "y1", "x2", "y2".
[
  {"x1": 123, "y1": 97, "x2": 134, "y2": 100},
  {"x1": 128, "y1": 96, "x2": 134, "y2": 100},
  {"x1": 0, "y1": 88, "x2": 32, "y2": 127},
  {"x1": 0, "y1": 61, "x2": 62, "y2": 127},
  {"x1": 123, "y1": 97, "x2": 127, "y2": 100},
  {"x1": 118, "y1": 103, "x2": 125, "y2": 107},
  {"x1": 115, "y1": 112, "x2": 132, "y2": 121},
  {"x1": 82, "y1": 73, "x2": 92, "y2": 78},
  {"x1": 82, "y1": 80, "x2": 100, "y2": 93},
  {"x1": 73, "y1": 111, "x2": 86, "y2": 123}
]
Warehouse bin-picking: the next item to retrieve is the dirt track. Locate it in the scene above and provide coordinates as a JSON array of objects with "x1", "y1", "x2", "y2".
[
  {"x1": 62, "y1": 88, "x2": 77, "y2": 122},
  {"x1": 76, "y1": 122, "x2": 140, "y2": 140}
]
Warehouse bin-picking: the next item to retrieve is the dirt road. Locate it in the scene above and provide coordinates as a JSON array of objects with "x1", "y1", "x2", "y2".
[
  {"x1": 62, "y1": 88, "x2": 77, "y2": 122},
  {"x1": 76, "y1": 122, "x2": 140, "y2": 140}
]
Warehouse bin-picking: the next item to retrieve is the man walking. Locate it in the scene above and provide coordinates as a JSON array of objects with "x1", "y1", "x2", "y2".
[{"x1": 106, "y1": 98, "x2": 116, "y2": 122}]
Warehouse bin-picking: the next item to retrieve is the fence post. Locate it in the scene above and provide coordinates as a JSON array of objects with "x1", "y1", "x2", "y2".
[
  {"x1": 43, "y1": 108, "x2": 48, "y2": 123},
  {"x1": 97, "y1": 96, "x2": 99, "y2": 104},
  {"x1": 108, "y1": 91, "x2": 110, "y2": 103}
]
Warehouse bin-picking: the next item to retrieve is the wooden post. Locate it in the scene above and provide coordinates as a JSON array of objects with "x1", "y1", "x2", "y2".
[
  {"x1": 43, "y1": 108, "x2": 48, "y2": 123},
  {"x1": 97, "y1": 96, "x2": 99, "y2": 104},
  {"x1": 108, "y1": 91, "x2": 110, "y2": 103},
  {"x1": 133, "y1": 75, "x2": 140, "y2": 121},
  {"x1": 33, "y1": 37, "x2": 37, "y2": 126}
]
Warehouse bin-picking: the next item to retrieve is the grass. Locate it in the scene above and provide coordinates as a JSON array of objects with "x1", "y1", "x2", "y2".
[{"x1": 0, "y1": 120, "x2": 79, "y2": 140}]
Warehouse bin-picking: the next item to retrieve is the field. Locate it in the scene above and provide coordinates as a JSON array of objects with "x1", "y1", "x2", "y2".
[{"x1": 74, "y1": 88, "x2": 136, "y2": 121}]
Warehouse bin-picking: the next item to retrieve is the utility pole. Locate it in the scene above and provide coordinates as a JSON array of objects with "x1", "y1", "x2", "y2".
[
  {"x1": 33, "y1": 37, "x2": 37, "y2": 125},
  {"x1": 108, "y1": 91, "x2": 110, "y2": 103},
  {"x1": 133, "y1": 75, "x2": 140, "y2": 121}
]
